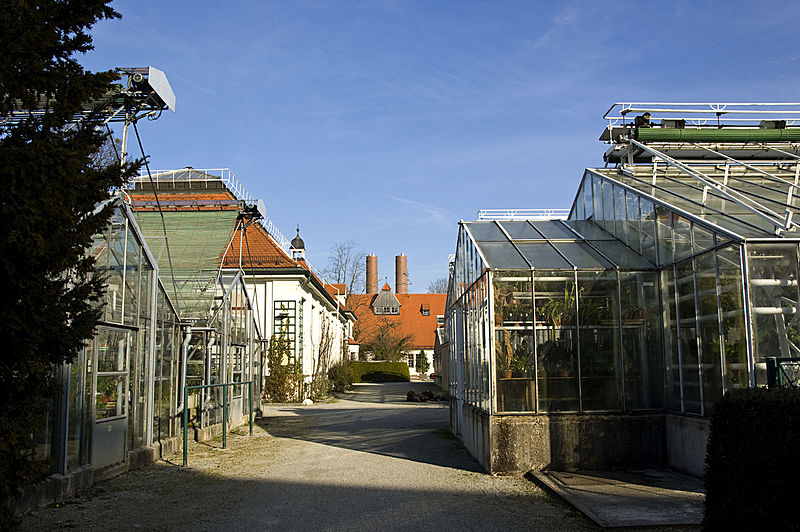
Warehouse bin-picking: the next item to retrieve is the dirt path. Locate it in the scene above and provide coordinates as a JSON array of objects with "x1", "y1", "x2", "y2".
[{"x1": 20, "y1": 382, "x2": 593, "y2": 531}]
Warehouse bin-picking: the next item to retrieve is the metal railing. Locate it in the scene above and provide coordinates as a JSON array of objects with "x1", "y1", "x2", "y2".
[
  {"x1": 766, "y1": 357, "x2": 800, "y2": 389},
  {"x1": 182, "y1": 380, "x2": 253, "y2": 466},
  {"x1": 603, "y1": 102, "x2": 800, "y2": 126},
  {"x1": 477, "y1": 208, "x2": 569, "y2": 221}
]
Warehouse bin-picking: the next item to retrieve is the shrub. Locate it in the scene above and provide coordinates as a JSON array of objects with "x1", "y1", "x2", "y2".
[
  {"x1": 415, "y1": 351, "x2": 430, "y2": 374},
  {"x1": 350, "y1": 361, "x2": 410, "y2": 383},
  {"x1": 310, "y1": 374, "x2": 330, "y2": 400},
  {"x1": 704, "y1": 387, "x2": 800, "y2": 530},
  {"x1": 263, "y1": 335, "x2": 302, "y2": 403},
  {"x1": 328, "y1": 361, "x2": 353, "y2": 393}
]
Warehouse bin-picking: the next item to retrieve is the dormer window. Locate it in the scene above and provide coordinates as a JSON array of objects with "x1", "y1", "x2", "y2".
[{"x1": 372, "y1": 283, "x2": 401, "y2": 315}]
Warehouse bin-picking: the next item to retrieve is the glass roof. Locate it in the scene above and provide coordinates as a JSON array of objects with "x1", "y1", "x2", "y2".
[
  {"x1": 589, "y1": 165, "x2": 800, "y2": 239},
  {"x1": 463, "y1": 220, "x2": 655, "y2": 271}
]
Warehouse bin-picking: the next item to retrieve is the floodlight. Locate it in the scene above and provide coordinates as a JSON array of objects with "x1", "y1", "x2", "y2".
[
  {"x1": 118, "y1": 66, "x2": 176, "y2": 113},
  {"x1": 145, "y1": 67, "x2": 176, "y2": 112}
]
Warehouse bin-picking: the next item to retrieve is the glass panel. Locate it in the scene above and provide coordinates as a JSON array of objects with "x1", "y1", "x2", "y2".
[
  {"x1": 466, "y1": 222, "x2": 508, "y2": 242},
  {"x1": 590, "y1": 240, "x2": 656, "y2": 269},
  {"x1": 663, "y1": 266, "x2": 681, "y2": 411},
  {"x1": 576, "y1": 182, "x2": 585, "y2": 220},
  {"x1": 500, "y1": 221, "x2": 542, "y2": 240},
  {"x1": 477, "y1": 242, "x2": 529, "y2": 269},
  {"x1": 562, "y1": 220, "x2": 615, "y2": 240},
  {"x1": 97, "y1": 329, "x2": 127, "y2": 372},
  {"x1": 535, "y1": 271, "x2": 579, "y2": 412},
  {"x1": 620, "y1": 271, "x2": 664, "y2": 410},
  {"x1": 515, "y1": 243, "x2": 571, "y2": 269},
  {"x1": 602, "y1": 180, "x2": 615, "y2": 235},
  {"x1": 123, "y1": 223, "x2": 141, "y2": 327},
  {"x1": 552, "y1": 242, "x2": 614, "y2": 269},
  {"x1": 626, "y1": 192, "x2": 642, "y2": 254},
  {"x1": 105, "y1": 211, "x2": 126, "y2": 323},
  {"x1": 747, "y1": 243, "x2": 800, "y2": 386},
  {"x1": 717, "y1": 246, "x2": 748, "y2": 390},
  {"x1": 640, "y1": 199, "x2": 658, "y2": 264},
  {"x1": 696, "y1": 250, "x2": 723, "y2": 414},
  {"x1": 578, "y1": 271, "x2": 622, "y2": 411},
  {"x1": 583, "y1": 175, "x2": 593, "y2": 221},
  {"x1": 655, "y1": 206, "x2": 674, "y2": 265},
  {"x1": 67, "y1": 344, "x2": 91, "y2": 469},
  {"x1": 692, "y1": 223, "x2": 715, "y2": 255},
  {"x1": 593, "y1": 175, "x2": 603, "y2": 226},
  {"x1": 130, "y1": 322, "x2": 146, "y2": 449},
  {"x1": 615, "y1": 186, "x2": 628, "y2": 245},
  {"x1": 676, "y1": 258, "x2": 701, "y2": 414},
  {"x1": 96, "y1": 375, "x2": 126, "y2": 420},
  {"x1": 494, "y1": 271, "x2": 534, "y2": 413},
  {"x1": 673, "y1": 215, "x2": 693, "y2": 262},
  {"x1": 529, "y1": 221, "x2": 577, "y2": 240}
]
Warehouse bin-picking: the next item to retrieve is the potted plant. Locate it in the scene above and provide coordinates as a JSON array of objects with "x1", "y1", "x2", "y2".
[
  {"x1": 495, "y1": 328, "x2": 513, "y2": 379},
  {"x1": 510, "y1": 340, "x2": 533, "y2": 377}
]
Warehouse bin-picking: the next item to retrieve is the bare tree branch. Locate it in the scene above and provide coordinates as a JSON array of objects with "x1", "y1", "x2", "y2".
[
  {"x1": 324, "y1": 239, "x2": 365, "y2": 294},
  {"x1": 427, "y1": 277, "x2": 449, "y2": 293}
]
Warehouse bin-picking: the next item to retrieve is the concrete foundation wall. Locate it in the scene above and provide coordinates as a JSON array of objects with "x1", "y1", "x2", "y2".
[
  {"x1": 488, "y1": 413, "x2": 666, "y2": 474},
  {"x1": 460, "y1": 404, "x2": 490, "y2": 471},
  {"x1": 452, "y1": 406, "x2": 669, "y2": 475},
  {"x1": 666, "y1": 414, "x2": 709, "y2": 477}
]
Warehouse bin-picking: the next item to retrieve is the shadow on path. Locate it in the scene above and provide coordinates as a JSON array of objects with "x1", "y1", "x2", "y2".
[{"x1": 261, "y1": 382, "x2": 481, "y2": 472}]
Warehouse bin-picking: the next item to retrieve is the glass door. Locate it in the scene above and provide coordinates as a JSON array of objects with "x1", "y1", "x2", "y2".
[{"x1": 92, "y1": 327, "x2": 130, "y2": 470}]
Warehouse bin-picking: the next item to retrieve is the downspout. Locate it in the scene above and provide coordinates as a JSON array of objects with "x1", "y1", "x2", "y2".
[
  {"x1": 203, "y1": 334, "x2": 216, "y2": 414},
  {"x1": 178, "y1": 326, "x2": 193, "y2": 414}
]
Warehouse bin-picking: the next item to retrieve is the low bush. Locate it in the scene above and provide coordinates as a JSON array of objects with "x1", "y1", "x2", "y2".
[
  {"x1": 328, "y1": 361, "x2": 353, "y2": 393},
  {"x1": 350, "y1": 361, "x2": 410, "y2": 383},
  {"x1": 704, "y1": 387, "x2": 800, "y2": 530}
]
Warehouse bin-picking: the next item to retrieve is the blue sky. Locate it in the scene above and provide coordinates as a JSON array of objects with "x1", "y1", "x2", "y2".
[{"x1": 83, "y1": 0, "x2": 800, "y2": 291}]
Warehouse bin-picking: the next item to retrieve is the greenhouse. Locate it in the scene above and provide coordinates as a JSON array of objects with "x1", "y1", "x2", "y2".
[
  {"x1": 33, "y1": 171, "x2": 266, "y2": 497},
  {"x1": 129, "y1": 169, "x2": 265, "y2": 437},
  {"x1": 447, "y1": 103, "x2": 800, "y2": 475},
  {"x1": 35, "y1": 200, "x2": 181, "y2": 481}
]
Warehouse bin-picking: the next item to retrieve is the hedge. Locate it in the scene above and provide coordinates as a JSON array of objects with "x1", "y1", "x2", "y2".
[
  {"x1": 704, "y1": 387, "x2": 800, "y2": 531},
  {"x1": 350, "y1": 361, "x2": 410, "y2": 383}
]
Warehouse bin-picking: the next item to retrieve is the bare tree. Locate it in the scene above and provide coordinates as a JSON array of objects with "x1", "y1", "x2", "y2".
[
  {"x1": 324, "y1": 239, "x2": 365, "y2": 294},
  {"x1": 92, "y1": 133, "x2": 123, "y2": 169},
  {"x1": 427, "y1": 277, "x2": 449, "y2": 294},
  {"x1": 310, "y1": 315, "x2": 335, "y2": 399},
  {"x1": 361, "y1": 318, "x2": 413, "y2": 362}
]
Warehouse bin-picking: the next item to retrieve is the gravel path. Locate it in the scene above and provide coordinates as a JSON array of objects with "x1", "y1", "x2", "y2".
[{"x1": 20, "y1": 382, "x2": 593, "y2": 531}]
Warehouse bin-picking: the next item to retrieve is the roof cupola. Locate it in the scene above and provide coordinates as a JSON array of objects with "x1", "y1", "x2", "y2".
[{"x1": 290, "y1": 225, "x2": 306, "y2": 260}]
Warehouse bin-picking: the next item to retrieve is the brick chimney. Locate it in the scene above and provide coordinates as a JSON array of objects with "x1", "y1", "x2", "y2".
[
  {"x1": 366, "y1": 254, "x2": 378, "y2": 295},
  {"x1": 395, "y1": 254, "x2": 408, "y2": 294}
]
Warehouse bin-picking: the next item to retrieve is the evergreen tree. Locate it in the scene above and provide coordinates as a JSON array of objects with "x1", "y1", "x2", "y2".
[{"x1": 0, "y1": 1, "x2": 135, "y2": 521}]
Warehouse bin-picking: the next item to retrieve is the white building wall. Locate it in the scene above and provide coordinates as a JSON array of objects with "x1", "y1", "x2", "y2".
[
  {"x1": 406, "y1": 349, "x2": 435, "y2": 377},
  {"x1": 243, "y1": 274, "x2": 350, "y2": 389}
]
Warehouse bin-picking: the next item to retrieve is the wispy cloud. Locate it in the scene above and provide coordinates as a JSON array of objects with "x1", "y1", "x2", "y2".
[{"x1": 373, "y1": 195, "x2": 455, "y2": 230}]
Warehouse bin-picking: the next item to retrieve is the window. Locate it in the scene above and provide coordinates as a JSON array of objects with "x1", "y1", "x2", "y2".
[
  {"x1": 273, "y1": 301, "x2": 297, "y2": 363},
  {"x1": 421, "y1": 303, "x2": 430, "y2": 316}
]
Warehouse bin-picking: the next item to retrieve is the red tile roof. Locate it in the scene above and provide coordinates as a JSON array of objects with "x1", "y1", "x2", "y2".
[
  {"x1": 221, "y1": 223, "x2": 298, "y2": 268},
  {"x1": 347, "y1": 292, "x2": 446, "y2": 350},
  {"x1": 129, "y1": 191, "x2": 239, "y2": 211}
]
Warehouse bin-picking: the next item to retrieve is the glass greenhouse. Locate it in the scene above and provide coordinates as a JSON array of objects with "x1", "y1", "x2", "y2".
[
  {"x1": 447, "y1": 103, "x2": 800, "y2": 474},
  {"x1": 36, "y1": 201, "x2": 181, "y2": 475},
  {"x1": 36, "y1": 177, "x2": 265, "y2": 483}
]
